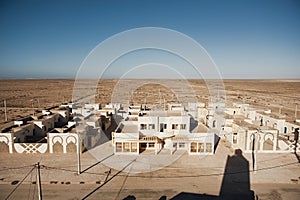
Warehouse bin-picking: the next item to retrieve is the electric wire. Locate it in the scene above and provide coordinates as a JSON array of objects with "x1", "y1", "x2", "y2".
[
  {"x1": 0, "y1": 165, "x2": 35, "y2": 172},
  {"x1": 27, "y1": 167, "x2": 33, "y2": 200},
  {"x1": 4, "y1": 166, "x2": 35, "y2": 200},
  {"x1": 40, "y1": 160, "x2": 299, "y2": 179}
]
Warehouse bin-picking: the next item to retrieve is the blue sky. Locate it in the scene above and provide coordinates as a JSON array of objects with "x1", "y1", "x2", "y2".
[{"x1": 0, "y1": 0, "x2": 299, "y2": 79}]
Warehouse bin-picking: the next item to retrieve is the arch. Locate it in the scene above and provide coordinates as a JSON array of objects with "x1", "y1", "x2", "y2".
[
  {"x1": 232, "y1": 133, "x2": 238, "y2": 144},
  {"x1": 53, "y1": 142, "x2": 63, "y2": 153},
  {"x1": 249, "y1": 133, "x2": 260, "y2": 151},
  {"x1": 52, "y1": 136, "x2": 63, "y2": 145},
  {"x1": 264, "y1": 133, "x2": 274, "y2": 141},
  {"x1": 212, "y1": 120, "x2": 216, "y2": 128},
  {"x1": 66, "y1": 142, "x2": 76, "y2": 153},
  {"x1": 262, "y1": 133, "x2": 275, "y2": 151},
  {"x1": 0, "y1": 141, "x2": 9, "y2": 153},
  {"x1": 265, "y1": 120, "x2": 270, "y2": 127},
  {"x1": 0, "y1": 136, "x2": 9, "y2": 144},
  {"x1": 66, "y1": 135, "x2": 77, "y2": 145},
  {"x1": 263, "y1": 138, "x2": 273, "y2": 151}
]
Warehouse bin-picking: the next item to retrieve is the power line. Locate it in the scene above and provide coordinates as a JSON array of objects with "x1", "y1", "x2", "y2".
[
  {"x1": 0, "y1": 165, "x2": 35, "y2": 172},
  {"x1": 5, "y1": 166, "x2": 35, "y2": 200},
  {"x1": 40, "y1": 160, "x2": 299, "y2": 179},
  {"x1": 41, "y1": 165, "x2": 107, "y2": 176},
  {"x1": 119, "y1": 161, "x2": 299, "y2": 179},
  {"x1": 1, "y1": 158, "x2": 298, "y2": 197},
  {"x1": 27, "y1": 167, "x2": 33, "y2": 200}
]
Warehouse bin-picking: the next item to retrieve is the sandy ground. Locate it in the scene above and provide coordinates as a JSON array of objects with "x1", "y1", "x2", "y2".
[
  {"x1": 0, "y1": 79, "x2": 300, "y2": 126},
  {"x1": 0, "y1": 79, "x2": 300, "y2": 199},
  {"x1": 0, "y1": 141, "x2": 299, "y2": 199}
]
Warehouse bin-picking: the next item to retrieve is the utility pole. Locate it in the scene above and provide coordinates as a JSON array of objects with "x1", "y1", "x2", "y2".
[
  {"x1": 252, "y1": 131, "x2": 258, "y2": 174},
  {"x1": 36, "y1": 162, "x2": 42, "y2": 200},
  {"x1": 32, "y1": 101, "x2": 35, "y2": 116},
  {"x1": 4, "y1": 99, "x2": 7, "y2": 122},
  {"x1": 159, "y1": 89, "x2": 161, "y2": 106},
  {"x1": 294, "y1": 128, "x2": 299, "y2": 163},
  {"x1": 163, "y1": 96, "x2": 166, "y2": 111},
  {"x1": 77, "y1": 136, "x2": 81, "y2": 175},
  {"x1": 278, "y1": 103, "x2": 282, "y2": 115},
  {"x1": 295, "y1": 104, "x2": 298, "y2": 119},
  {"x1": 37, "y1": 98, "x2": 40, "y2": 109}
]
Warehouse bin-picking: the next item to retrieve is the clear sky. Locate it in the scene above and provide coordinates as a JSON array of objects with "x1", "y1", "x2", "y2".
[{"x1": 0, "y1": 0, "x2": 299, "y2": 79}]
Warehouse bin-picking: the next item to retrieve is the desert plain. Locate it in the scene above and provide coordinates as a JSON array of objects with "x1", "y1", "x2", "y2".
[{"x1": 0, "y1": 79, "x2": 299, "y2": 200}]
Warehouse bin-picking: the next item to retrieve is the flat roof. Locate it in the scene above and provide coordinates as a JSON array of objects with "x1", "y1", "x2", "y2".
[
  {"x1": 144, "y1": 111, "x2": 185, "y2": 117},
  {"x1": 234, "y1": 119, "x2": 277, "y2": 131},
  {"x1": 257, "y1": 111, "x2": 286, "y2": 120},
  {"x1": 119, "y1": 124, "x2": 138, "y2": 133},
  {"x1": 192, "y1": 123, "x2": 209, "y2": 133}
]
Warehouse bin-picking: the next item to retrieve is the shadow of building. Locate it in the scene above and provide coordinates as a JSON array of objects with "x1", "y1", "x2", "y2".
[
  {"x1": 219, "y1": 149, "x2": 254, "y2": 200},
  {"x1": 171, "y1": 149, "x2": 254, "y2": 200}
]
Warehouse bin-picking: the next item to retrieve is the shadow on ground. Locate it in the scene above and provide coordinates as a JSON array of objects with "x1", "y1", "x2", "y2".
[{"x1": 170, "y1": 149, "x2": 255, "y2": 200}]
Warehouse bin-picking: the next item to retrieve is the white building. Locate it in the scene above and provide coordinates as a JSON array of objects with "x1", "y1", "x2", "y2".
[{"x1": 112, "y1": 108, "x2": 216, "y2": 155}]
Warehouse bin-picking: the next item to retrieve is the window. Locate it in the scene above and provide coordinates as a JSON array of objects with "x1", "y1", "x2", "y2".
[
  {"x1": 160, "y1": 124, "x2": 167, "y2": 132},
  {"x1": 180, "y1": 124, "x2": 186, "y2": 130},
  {"x1": 172, "y1": 124, "x2": 175, "y2": 130},
  {"x1": 148, "y1": 124, "x2": 155, "y2": 130},
  {"x1": 198, "y1": 143, "x2": 204, "y2": 152},
  {"x1": 141, "y1": 143, "x2": 147, "y2": 148},
  {"x1": 233, "y1": 133, "x2": 238, "y2": 144},
  {"x1": 172, "y1": 124, "x2": 179, "y2": 130},
  {"x1": 148, "y1": 142, "x2": 155, "y2": 148},
  {"x1": 131, "y1": 142, "x2": 137, "y2": 152},
  {"x1": 116, "y1": 142, "x2": 122, "y2": 152},
  {"x1": 206, "y1": 143, "x2": 212, "y2": 152},
  {"x1": 179, "y1": 142, "x2": 185, "y2": 148},
  {"x1": 173, "y1": 143, "x2": 177, "y2": 148},
  {"x1": 124, "y1": 142, "x2": 130, "y2": 152},
  {"x1": 190, "y1": 142, "x2": 197, "y2": 152},
  {"x1": 212, "y1": 120, "x2": 216, "y2": 128},
  {"x1": 140, "y1": 124, "x2": 147, "y2": 130}
]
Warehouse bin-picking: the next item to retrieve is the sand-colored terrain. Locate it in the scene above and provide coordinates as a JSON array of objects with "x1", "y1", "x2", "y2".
[
  {"x1": 0, "y1": 79, "x2": 299, "y2": 126},
  {"x1": 0, "y1": 79, "x2": 300, "y2": 199}
]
